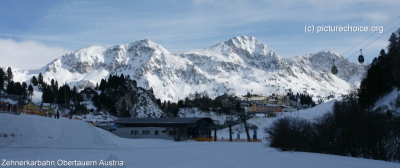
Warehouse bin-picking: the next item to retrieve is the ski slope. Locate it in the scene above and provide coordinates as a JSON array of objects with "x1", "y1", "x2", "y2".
[{"x1": 1, "y1": 103, "x2": 398, "y2": 168}]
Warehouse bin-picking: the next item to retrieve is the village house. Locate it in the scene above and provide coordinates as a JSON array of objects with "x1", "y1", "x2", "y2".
[
  {"x1": 248, "y1": 95, "x2": 267, "y2": 104},
  {"x1": 80, "y1": 87, "x2": 99, "y2": 101},
  {"x1": 215, "y1": 94, "x2": 236, "y2": 108},
  {"x1": 248, "y1": 104, "x2": 285, "y2": 114},
  {"x1": 248, "y1": 103, "x2": 297, "y2": 115}
]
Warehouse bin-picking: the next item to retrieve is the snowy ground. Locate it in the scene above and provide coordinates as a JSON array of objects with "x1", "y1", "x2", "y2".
[{"x1": 1, "y1": 100, "x2": 399, "y2": 168}]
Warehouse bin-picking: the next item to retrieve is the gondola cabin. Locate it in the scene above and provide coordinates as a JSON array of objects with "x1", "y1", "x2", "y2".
[
  {"x1": 331, "y1": 66, "x2": 338, "y2": 74},
  {"x1": 358, "y1": 49, "x2": 364, "y2": 64},
  {"x1": 358, "y1": 54, "x2": 364, "y2": 63}
]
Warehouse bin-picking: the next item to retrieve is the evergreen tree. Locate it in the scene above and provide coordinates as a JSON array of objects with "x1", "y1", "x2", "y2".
[
  {"x1": 132, "y1": 80, "x2": 137, "y2": 88},
  {"x1": 42, "y1": 85, "x2": 54, "y2": 103},
  {"x1": 118, "y1": 99, "x2": 130, "y2": 118},
  {"x1": 6, "y1": 81, "x2": 14, "y2": 94},
  {"x1": 38, "y1": 73, "x2": 44, "y2": 85},
  {"x1": 22, "y1": 82, "x2": 27, "y2": 90},
  {"x1": 177, "y1": 99, "x2": 184, "y2": 108},
  {"x1": 31, "y1": 76, "x2": 38, "y2": 86},
  {"x1": 0, "y1": 68, "x2": 4, "y2": 90},
  {"x1": 99, "y1": 79, "x2": 106, "y2": 91},
  {"x1": 387, "y1": 32, "x2": 400, "y2": 86},
  {"x1": 358, "y1": 49, "x2": 395, "y2": 109},
  {"x1": 57, "y1": 85, "x2": 65, "y2": 105},
  {"x1": 52, "y1": 80, "x2": 59, "y2": 102},
  {"x1": 6, "y1": 67, "x2": 13, "y2": 83},
  {"x1": 28, "y1": 84, "x2": 34, "y2": 98},
  {"x1": 14, "y1": 82, "x2": 23, "y2": 95}
]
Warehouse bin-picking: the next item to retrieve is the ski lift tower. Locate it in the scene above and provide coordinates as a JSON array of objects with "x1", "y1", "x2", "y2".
[{"x1": 225, "y1": 116, "x2": 234, "y2": 142}]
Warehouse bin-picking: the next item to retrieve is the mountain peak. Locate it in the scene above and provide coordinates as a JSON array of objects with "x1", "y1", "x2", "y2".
[
  {"x1": 316, "y1": 50, "x2": 342, "y2": 58},
  {"x1": 127, "y1": 39, "x2": 168, "y2": 54},
  {"x1": 230, "y1": 35, "x2": 258, "y2": 42},
  {"x1": 226, "y1": 35, "x2": 262, "y2": 50},
  {"x1": 128, "y1": 39, "x2": 153, "y2": 47}
]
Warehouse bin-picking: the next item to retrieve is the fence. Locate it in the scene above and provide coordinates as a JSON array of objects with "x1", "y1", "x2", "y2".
[
  {"x1": 190, "y1": 137, "x2": 262, "y2": 142},
  {"x1": 217, "y1": 138, "x2": 262, "y2": 142}
]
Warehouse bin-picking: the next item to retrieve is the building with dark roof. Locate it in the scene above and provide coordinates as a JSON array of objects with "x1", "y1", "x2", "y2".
[
  {"x1": 113, "y1": 117, "x2": 215, "y2": 141},
  {"x1": 80, "y1": 88, "x2": 98, "y2": 101}
]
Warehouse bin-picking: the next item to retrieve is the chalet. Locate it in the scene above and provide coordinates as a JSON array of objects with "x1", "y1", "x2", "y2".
[
  {"x1": 248, "y1": 96, "x2": 267, "y2": 104},
  {"x1": 112, "y1": 117, "x2": 215, "y2": 141},
  {"x1": 215, "y1": 94, "x2": 235, "y2": 108},
  {"x1": 80, "y1": 88, "x2": 99, "y2": 101}
]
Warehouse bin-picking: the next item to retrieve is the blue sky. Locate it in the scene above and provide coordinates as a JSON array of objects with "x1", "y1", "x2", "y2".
[{"x1": 1, "y1": 0, "x2": 399, "y2": 69}]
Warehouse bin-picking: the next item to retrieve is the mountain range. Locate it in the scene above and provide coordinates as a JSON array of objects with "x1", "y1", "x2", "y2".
[{"x1": 24, "y1": 35, "x2": 366, "y2": 102}]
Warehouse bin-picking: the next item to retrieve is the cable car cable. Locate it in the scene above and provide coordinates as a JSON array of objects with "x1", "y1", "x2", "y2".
[
  {"x1": 344, "y1": 21, "x2": 400, "y2": 60},
  {"x1": 331, "y1": 21, "x2": 400, "y2": 74},
  {"x1": 340, "y1": 15, "x2": 400, "y2": 58}
]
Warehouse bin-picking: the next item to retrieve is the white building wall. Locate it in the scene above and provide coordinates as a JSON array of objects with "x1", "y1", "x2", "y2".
[{"x1": 116, "y1": 127, "x2": 174, "y2": 140}]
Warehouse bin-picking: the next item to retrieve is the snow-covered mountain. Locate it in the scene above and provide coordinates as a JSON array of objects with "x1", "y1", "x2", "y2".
[{"x1": 27, "y1": 36, "x2": 366, "y2": 101}]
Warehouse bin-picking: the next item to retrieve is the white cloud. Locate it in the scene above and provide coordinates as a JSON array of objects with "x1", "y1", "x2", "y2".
[
  {"x1": 364, "y1": 13, "x2": 390, "y2": 24},
  {"x1": 0, "y1": 39, "x2": 69, "y2": 70}
]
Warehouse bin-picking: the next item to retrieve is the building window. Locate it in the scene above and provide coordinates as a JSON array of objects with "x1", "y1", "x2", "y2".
[
  {"x1": 155, "y1": 130, "x2": 159, "y2": 135},
  {"x1": 142, "y1": 130, "x2": 150, "y2": 136},
  {"x1": 131, "y1": 130, "x2": 139, "y2": 136}
]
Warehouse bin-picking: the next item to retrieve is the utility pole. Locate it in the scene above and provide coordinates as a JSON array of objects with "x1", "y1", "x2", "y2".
[
  {"x1": 225, "y1": 116, "x2": 233, "y2": 142},
  {"x1": 243, "y1": 107, "x2": 251, "y2": 140},
  {"x1": 243, "y1": 115, "x2": 251, "y2": 140}
]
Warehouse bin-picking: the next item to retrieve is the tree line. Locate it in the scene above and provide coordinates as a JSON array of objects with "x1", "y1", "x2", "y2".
[
  {"x1": 158, "y1": 92, "x2": 245, "y2": 117},
  {"x1": 0, "y1": 67, "x2": 33, "y2": 99},
  {"x1": 286, "y1": 91, "x2": 316, "y2": 107}
]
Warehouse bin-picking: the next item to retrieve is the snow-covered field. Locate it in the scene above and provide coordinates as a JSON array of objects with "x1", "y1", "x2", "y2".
[{"x1": 1, "y1": 101, "x2": 398, "y2": 168}]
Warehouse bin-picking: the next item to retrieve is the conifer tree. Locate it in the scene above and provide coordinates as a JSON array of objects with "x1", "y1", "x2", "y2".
[
  {"x1": 387, "y1": 32, "x2": 400, "y2": 86},
  {"x1": 0, "y1": 68, "x2": 4, "y2": 90},
  {"x1": 6, "y1": 67, "x2": 13, "y2": 83},
  {"x1": 6, "y1": 81, "x2": 14, "y2": 94},
  {"x1": 119, "y1": 99, "x2": 130, "y2": 118},
  {"x1": 14, "y1": 82, "x2": 23, "y2": 95},
  {"x1": 31, "y1": 76, "x2": 38, "y2": 86},
  {"x1": 38, "y1": 73, "x2": 44, "y2": 85},
  {"x1": 42, "y1": 85, "x2": 54, "y2": 103},
  {"x1": 28, "y1": 84, "x2": 34, "y2": 98},
  {"x1": 358, "y1": 33, "x2": 397, "y2": 109}
]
